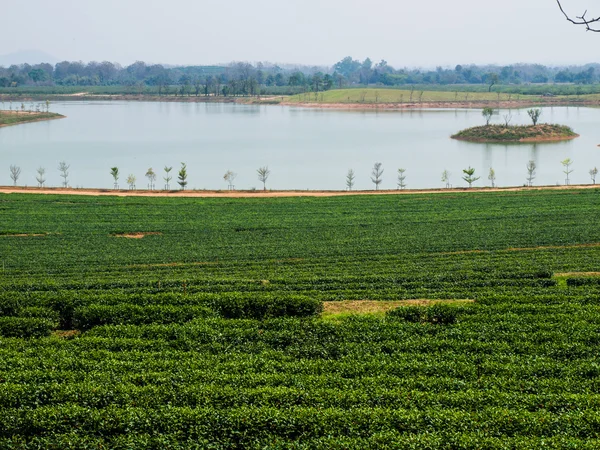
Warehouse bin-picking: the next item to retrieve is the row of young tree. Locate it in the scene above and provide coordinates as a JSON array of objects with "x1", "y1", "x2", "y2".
[
  {"x1": 353, "y1": 160, "x2": 598, "y2": 190},
  {"x1": 7, "y1": 161, "x2": 598, "y2": 190},
  {"x1": 2, "y1": 58, "x2": 600, "y2": 91},
  {"x1": 6, "y1": 162, "x2": 273, "y2": 191}
]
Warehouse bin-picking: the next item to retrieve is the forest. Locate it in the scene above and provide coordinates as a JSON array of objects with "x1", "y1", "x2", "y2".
[{"x1": 0, "y1": 57, "x2": 599, "y2": 97}]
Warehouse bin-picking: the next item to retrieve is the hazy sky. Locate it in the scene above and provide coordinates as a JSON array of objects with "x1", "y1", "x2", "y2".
[{"x1": 1, "y1": 0, "x2": 598, "y2": 67}]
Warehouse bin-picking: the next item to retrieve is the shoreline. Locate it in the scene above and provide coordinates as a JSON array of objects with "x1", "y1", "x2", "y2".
[
  {"x1": 451, "y1": 134, "x2": 580, "y2": 144},
  {"x1": 281, "y1": 99, "x2": 600, "y2": 110},
  {"x1": 0, "y1": 93, "x2": 599, "y2": 110},
  {"x1": 1, "y1": 184, "x2": 598, "y2": 198}
]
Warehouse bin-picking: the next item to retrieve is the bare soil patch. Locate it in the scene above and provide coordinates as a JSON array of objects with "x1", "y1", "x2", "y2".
[
  {"x1": 323, "y1": 299, "x2": 474, "y2": 316},
  {"x1": 52, "y1": 330, "x2": 81, "y2": 339},
  {"x1": 112, "y1": 232, "x2": 162, "y2": 239},
  {"x1": 554, "y1": 272, "x2": 600, "y2": 277}
]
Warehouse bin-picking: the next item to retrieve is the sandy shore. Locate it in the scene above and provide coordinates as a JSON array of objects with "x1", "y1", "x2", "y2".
[
  {"x1": 1, "y1": 185, "x2": 598, "y2": 198},
  {"x1": 281, "y1": 100, "x2": 600, "y2": 110}
]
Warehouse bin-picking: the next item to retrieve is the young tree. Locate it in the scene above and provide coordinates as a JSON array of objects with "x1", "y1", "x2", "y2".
[
  {"x1": 126, "y1": 174, "x2": 136, "y2": 190},
  {"x1": 527, "y1": 108, "x2": 542, "y2": 126},
  {"x1": 526, "y1": 160, "x2": 536, "y2": 187},
  {"x1": 178, "y1": 163, "x2": 188, "y2": 190},
  {"x1": 164, "y1": 166, "x2": 173, "y2": 190},
  {"x1": 371, "y1": 162, "x2": 384, "y2": 190},
  {"x1": 462, "y1": 166, "x2": 480, "y2": 188},
  {"x1": 488, "y1": 167, "x2": 496, "y2": 188},
  {"x1": 58, "y1": 161, "x2": 70, "y2": 188},
  {"x1": 9, "y1": 165, "x2": 21, "y2": 186},
  {"x1": 486, "y1": 73, "x2": 499, "y2": 92},
  {"x1": 502, "y1": 113, "x2": 512, "y2": 127},
  {"x1": 110, "y1": 167, "x2": 119, "y2": 189},
  {"x1": 145, "y1": 168, "x2": 156, "y2": 190},
  {"x1": 590, "y1": 167, "x2": 598, "y2": 184},
  {"x1": 397, "y1": 168, "x2": 407, "y2": 190},
  {"x1": 35, "y1": 167, "x2": 46, "y2": 188},
  {"x1": 482, "y1": 107, "x2": 494, "y2": 126},
  {"x1": 224, "y1": 170, "x2": 237, "y2": 190},
  {"x1": 257, "y1": 166, "x2": 270, "y2": 190},
  {"x1": 562, "y1": 158, "x2": 574, "y2": 185},
  {"x1": 346, "y1": 169, "x2": 355, "y2": 191},
  {"x1": 441, "y1": 170, "x2": 451, "y2": 188}
]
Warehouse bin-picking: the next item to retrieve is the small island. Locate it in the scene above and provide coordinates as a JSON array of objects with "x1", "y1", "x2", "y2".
[
  {"x1": 452, "y1": 124, "x2": 579, "y2": 143},
  {"x1": 0, "y1": 110, "x2": 65, "y2": 128},
  {"x1": 452, "y1": 107, "x2": 579, "y2": 143}
]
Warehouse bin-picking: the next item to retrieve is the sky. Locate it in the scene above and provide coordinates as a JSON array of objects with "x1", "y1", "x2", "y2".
[{"x1": 0, "y1": 0, "x2": 598, "y2": 68}]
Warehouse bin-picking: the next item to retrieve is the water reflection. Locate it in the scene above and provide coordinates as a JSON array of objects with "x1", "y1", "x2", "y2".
[{"x1": 0, "y1": 102, "x2": 598, "y2": 190}]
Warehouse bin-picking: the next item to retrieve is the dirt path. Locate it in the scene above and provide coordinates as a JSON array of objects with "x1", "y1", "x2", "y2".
[{"x1": 0, "y1": 185, "x2": 598, "y2": 198}]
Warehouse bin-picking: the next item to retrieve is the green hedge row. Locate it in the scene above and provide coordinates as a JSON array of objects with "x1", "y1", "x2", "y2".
[
  {"x1": 0, "y1": 317, "x2": 56, "y2": 338},
  {"x1": 72, "y1": 304, "x2": 215, "y2": 330}
]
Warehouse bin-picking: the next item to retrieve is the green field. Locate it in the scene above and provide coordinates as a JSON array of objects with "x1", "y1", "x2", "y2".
[
  {"x1": 286, "y1": 88, "x2": 600, "y2": 105},
  {"x1": 3, "y1": 190, "x2": 600, "y2": 448},
  {"x1": 286, "y1": 88, "x2": 544, "y2": 104}
]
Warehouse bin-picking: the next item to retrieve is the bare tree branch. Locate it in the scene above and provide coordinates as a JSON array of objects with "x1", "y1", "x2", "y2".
[{"x1": 557, "y1": 0, "x2": 600, "y2": 32}]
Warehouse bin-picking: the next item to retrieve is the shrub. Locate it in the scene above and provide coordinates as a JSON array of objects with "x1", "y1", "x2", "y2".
[
  {"x1": 387, "y1": 303, "x2": 461, "y2": 325},
  {"x1": 0, "y1": 317, "x2": 55, "y2": 338},
  {"x1": 73, "y1": 304, "x2": 215, "y2": 330},
  {"x1": 211, "y1": 295, "x2": 323, "y2": 320}
]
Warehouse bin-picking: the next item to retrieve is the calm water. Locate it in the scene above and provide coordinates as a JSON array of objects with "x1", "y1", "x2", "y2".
[{"x1": 1, "y1": 101, "x2": 598, "y2": 190}]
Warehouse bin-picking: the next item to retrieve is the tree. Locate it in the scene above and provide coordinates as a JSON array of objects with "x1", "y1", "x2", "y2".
[
  {"x1": 503, "y1": 113, "x2": 512, "y2": 127},
  {"x1": 145, "y1": 168, "x2": 156, "y2": 190},
  {"x1": 9, "y1": 165, "x2": 21, "y2": 186},
  {"x1": 257, "y1": 166, "x2": 270, "y2": 191},
  {"x1": 35, "y1": 167, "x2": 46, "y2": 188},
  {"x1": 488, "y1": 167, "x2": 496, "y2": 188},
  {"x1": 526, "y1": 160, "x2": 536, "y2": 187},
  {"x1": 462, "y1": 166, "x2": 480, "y2": 188},
  {"x1": 527, "y1": 109, "x2": 542, "y2": 126},
  {"x1": 178, "y1": 163, "x2": 188, "y2": 190},
  {"x1": 441, "y1": 170, "x2": 451, "y2": 188},
  {"x1": 110, "y1": 167, "x2": 119, "y2": 189},
  {"x1": 482, "y1": 107, "x2": 494, "y2": 126},
  {"x1": 371, "y1": 162, "x2": 384, "y2": 190},
  {"x1": 590, "y1": 167, "x2": 598, "y2": 184},
  {"x1": 486, "y1": 73, "x2": 499, "y2": 92},
  {"x1": 224, "y1": 170, "x2": 237, "y2": 190},
  {"x1": 561, "y1": 158, "x2": 574, "y2": 185},
  {"x1": 397, "y1": 168, "x2": 407, "y2": 190},
  {"x1": 557, "y1": 1, "x2": 600, "y2": 32},
  {"x1": 58, "y1": 161, "x2": 70, "y2": 188},
  {"x1": 126, "y1": 174, "x2": 136, "y2": 190},
  {"x1": 346, "y1": 169, "x2": 355, "y2": 191},
  {"x1": 164, "y1": 166, "x2": 173, "y2": 190}
]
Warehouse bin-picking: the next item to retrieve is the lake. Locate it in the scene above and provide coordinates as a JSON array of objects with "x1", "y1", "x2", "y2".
[{"x1": 0, "y1": 101, "x2": 598, "y2": 190}]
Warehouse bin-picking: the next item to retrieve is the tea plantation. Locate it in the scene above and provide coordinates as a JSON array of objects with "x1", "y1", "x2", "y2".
[{"x1": 2, "y1": 190, "x2": 600, "y2": 448}]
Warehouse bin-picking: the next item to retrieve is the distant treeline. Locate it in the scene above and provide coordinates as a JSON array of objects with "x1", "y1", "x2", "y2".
[{"x1": 0, "y1": 57, "x2": 599, "y2": 96}]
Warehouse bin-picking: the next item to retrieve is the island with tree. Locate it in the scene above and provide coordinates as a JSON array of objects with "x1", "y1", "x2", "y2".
[
  {"x1": 0, "y1": 101, "x2": 64, "y2": 127},
  {"x1": 451, "y1": 108, "x2": 579, "y2": 143}
]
